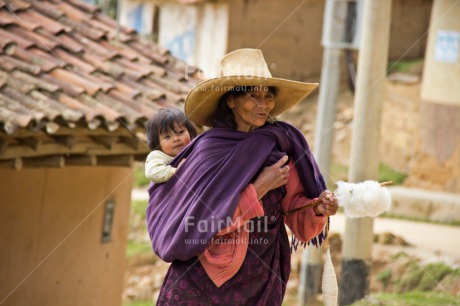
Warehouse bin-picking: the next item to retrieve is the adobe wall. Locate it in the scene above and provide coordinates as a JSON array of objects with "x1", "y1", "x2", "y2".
[
  {"x1": 379, "y1": 82, "x2": 459, "y2": 193},
  {"x1": 0, "y1": 166, "x2": 133, "y2": 306},
  {"x1": 228, "y1": 0, "x2": 327, "y2": 82},
  {"x1": 227, "y1": 0, "x2": 432, "y2": 82}
]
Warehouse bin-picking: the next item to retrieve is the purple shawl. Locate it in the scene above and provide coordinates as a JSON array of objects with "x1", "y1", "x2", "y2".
[{"x1": 146, "y1": 121, "x2": 326, "y2": 262}]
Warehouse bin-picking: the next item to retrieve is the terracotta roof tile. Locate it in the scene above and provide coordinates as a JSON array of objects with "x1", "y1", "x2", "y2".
[
  {"x1": 49, "y1": 68, "x2": 101, "y2": 96},
  {"x1": 27, "y1": 47, "x2": 67, "y2": 69},
  {"x1": 0, "y1": 55, "x2": 24, "y2": 73},
  {"x1": 4, "y1": 0, "x2": 30, "y2": 12},
  {"x1": 28, "y1": 0, "x2": 65, "y2": 20},
  {"x1": 85, "y1": 17, "x2": 131, "y2": 42},
  {"x1": 53, "y1": 48, "x2": 95, "y2": 73},
  {"x1": 8, "y1": 26, "x2": 57, "y2": 51},
  {"x1": 11, "y1": 70, "x2": 60, "y2": 92},
  {"x1": 41, "y1": 73, "x2": 85, "y2": 97},
  {"x1": 19, "y1": 9, "x2": 70, "y2": 34},
  {"x1": 99, "y1": 40, "x2": 140, "y2": 61},
  {"x1": 0, "y1": 0, "x2": 202, "y2": 137},
  {"x1": 0, "y1": 27, "x2": 35, "y2": 48},
  {"x1": 67, "y1": 0, "x2": 100, "y2": 14},
  {"x1": 55, "y1": 32, "x2": 84, "y2": 53},
  {"x1": 69, "y1": 31, "x2": 116, "y2": 59},
  {"x1": 0, "y1": 9, "x2": 18, "y2": 26},
  {"x1": 55, "y1": 1, "x2": 91, "y2": 22}
]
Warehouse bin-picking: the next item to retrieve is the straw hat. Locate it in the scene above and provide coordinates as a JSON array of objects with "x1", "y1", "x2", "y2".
[{"x1": 185, "y1": 48, "x2": 319, "y2": 127}]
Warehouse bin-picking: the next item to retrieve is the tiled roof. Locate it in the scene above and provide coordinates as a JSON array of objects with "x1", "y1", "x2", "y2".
[{"x1": 0, "y1": 0, "x2": 201, "y2": 136}]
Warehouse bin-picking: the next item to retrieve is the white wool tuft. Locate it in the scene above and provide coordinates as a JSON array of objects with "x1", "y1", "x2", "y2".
[{"x1": 335, "y1": 180, "x2": 392, "y2": 218}]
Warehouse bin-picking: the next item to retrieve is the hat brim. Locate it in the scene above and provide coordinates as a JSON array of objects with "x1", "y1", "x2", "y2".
[{"x1": 185, "y1": 76, "x2": 319, "y2": 127}]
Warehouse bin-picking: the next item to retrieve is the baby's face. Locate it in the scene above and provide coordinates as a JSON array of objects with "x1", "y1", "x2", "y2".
[{"x1": 159, "y1": 123, "x2": 191, "y2": 157}]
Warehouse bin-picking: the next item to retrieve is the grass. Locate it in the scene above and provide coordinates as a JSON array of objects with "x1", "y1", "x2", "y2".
[
  {"x1": 382, "y1": 212, "x2": 460, "y2": 227},
  {"x1": 387, "y1": 59, "x2": 424, "y2": 74},
  {"x1": 378, "y1": 164, "x2": 407, "y2": 185},
  {"x1": 352, "y1": 291, "x2": 460, "y2": 306},
  {"x1": 122, "y1": 301, "x2": 152, "y2": 306},
  {"x1": 133, "y1": 164, "x2": 150, "y2": 188},
  {"x1": 132, "y1": 200, "x2": 148, "y2": 217},
  {"x1": 125, "y1": 240, "x2": 152, "y2": 258},
  {"x1": 330, "y1": 163, "x2": 407, "y2": 186}
]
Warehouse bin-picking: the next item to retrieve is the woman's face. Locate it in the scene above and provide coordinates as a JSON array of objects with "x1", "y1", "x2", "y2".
[{"x1": 227, "y1": 86, "x2": 275, "y2": 132}]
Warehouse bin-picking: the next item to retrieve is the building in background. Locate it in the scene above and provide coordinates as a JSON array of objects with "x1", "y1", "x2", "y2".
[
  {"x1": 0, "y1": 1, "x2": 199, "y2": 305},
  {"x1": 119, "y1": 0, "x2": 432, "y2": 78},
  {"x1": 415, "y1": 0, "x2": 460, "y2": 192}
]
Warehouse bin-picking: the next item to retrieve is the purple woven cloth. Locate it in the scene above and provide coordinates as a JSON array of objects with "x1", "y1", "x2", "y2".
[
  {"x1": 146, "y1": 121, "x2": 325, "y2": 262},
  {"x1": 146, "y1": 121, "x2": 326, "y2": 305},
  {"x1": 156, "y1": 188, "x2": 290, "y2": 305}
]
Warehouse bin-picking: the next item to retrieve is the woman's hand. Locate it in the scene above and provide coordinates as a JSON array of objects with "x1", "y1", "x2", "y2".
[
  {"x1": 253, "y1": 156, "x2": 290, "y2": 200},
  {"x1": 314, "y1": 190, "x2": 339, "y2": 216}
]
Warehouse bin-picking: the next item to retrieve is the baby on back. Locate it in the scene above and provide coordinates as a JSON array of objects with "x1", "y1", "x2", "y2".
[{"x1": 145, "y1": 108, "x2": 197, "y2": 183}]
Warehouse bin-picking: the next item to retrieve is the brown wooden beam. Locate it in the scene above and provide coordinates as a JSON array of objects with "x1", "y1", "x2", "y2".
[
  {"x1": 120, "y1": 136, "x2": 140, "y2": 150},
  {"x1": 0, "y1": 142, "x2": 149, "y2": 160},
  {"x1": 19, "y1": 137, "x2": 41, "y2": 151},
  {"x1": 97, "y1": 155, "x2": 133, "y2": 167},
  {"x1": 90, "y1": 136, "x2": 118, "y2": 149},
  {"x1": 0, "y1": 138, "x2": 7, "y2": 155},
  {"x1": 23, "y1": 156, "x2": 64, "y2": 168},
  {"x1": 2, "y1": 126, "x2": 141, "y2": 139},
  {"x1": 66, "y1": 155, "x2": 97, "y2": 166},
  {"x1": 0, "y1": 158, "x2": 22, "y2": 170},
  {"x1": 53, "y1": 135, "x2": 76, "y2": 149}
]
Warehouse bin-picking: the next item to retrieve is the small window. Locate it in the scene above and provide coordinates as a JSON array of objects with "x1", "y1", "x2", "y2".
[{"x1": 101, "y1": 200, "x2": 115, "y2": 243}]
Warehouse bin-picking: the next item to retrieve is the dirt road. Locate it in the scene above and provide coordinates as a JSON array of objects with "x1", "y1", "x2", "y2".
[{"x1": 330, "y1": 213, "x2": 460, "y2": 267}]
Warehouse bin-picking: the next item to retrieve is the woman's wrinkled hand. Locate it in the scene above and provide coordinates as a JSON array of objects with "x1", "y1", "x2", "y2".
[
  {"x1": 314, "y1": 190, "x2": 339, "y2": 216},
  {"x1": 253, "y1": 156, "x2": 290, "y2": 200}
]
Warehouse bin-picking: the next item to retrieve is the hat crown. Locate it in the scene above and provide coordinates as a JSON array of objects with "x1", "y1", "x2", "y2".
[{"x1": 220, "y1": 49, "x2": 272, "y2": 78}]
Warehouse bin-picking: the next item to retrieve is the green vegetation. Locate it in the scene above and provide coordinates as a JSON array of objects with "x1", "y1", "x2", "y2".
[
  {"x1": 376, "y1": 269, "x2": 392, "y2": 290},
  {"x1": 416, "y1": 263, "x2": 454, "y2": 291},
  {"x1": 329, "y1": 163, "x2": 349, "y2": 184},
  {"x1": 397, "y1": 261, "x2": 425, "y2": 292},
  {"x1": 125, "y1": 240, "x2": 152, "y2": 258},
  {"x1": 352, "y1": 291, "x2": 460, "y2": 306},
  {"x1": 123, "y1": 300, "x2": 153, "y2": 306},
  {"x1": 330, "y1": 163, "x2": 407, "y2": 186},
  {"x1": 133, "y1": 165, "x2": 150, "y2": 188},
  {"x1": 132, "y1": 200, "x2": 148, "y2": 217},
  {"x1": 382, "y1": 213, "x2": 460, "y2": 227},
  {"x1": 378, "y1": 164, "x2": 407, "y2": 185},
  {"x1": 387, "y1": 59, "x2": 424, "y2": 74}
]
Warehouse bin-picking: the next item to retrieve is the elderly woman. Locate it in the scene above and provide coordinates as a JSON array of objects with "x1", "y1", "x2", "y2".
[{"x1": 146, "y1": 49, "x2": 338, "y2": 305}]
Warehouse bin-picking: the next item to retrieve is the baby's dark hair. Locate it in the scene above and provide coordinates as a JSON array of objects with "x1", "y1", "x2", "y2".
[{"x1": 146, "y1": 108, "x2": 197, "y2": 151}]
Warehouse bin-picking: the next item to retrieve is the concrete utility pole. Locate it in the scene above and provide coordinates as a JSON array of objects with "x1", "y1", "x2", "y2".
[
  {"x1": 299, "y1": 48, "x2": 343, "y2": 306},
  {"x1": 298, "y1": 2, "x2": 347, "y2": 305},
  {"x1": 339, "y1": 0, "x2": 392, "y2": 305}
]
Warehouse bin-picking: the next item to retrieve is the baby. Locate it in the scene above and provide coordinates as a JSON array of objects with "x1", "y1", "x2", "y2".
[{"x1": 145, "y1": 108, "x2": 197, "y2": 183}]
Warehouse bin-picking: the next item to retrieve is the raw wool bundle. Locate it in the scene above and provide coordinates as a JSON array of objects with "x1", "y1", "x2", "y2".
[
  {"x1": 335, "y1": 180, "x2": 392, "y2": 218},
  {"x1": 322, "y1": 247, "x2": 338, "y2": 306}
]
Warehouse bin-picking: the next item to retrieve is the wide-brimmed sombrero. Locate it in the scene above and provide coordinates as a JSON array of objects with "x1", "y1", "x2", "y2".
[{"x1": 185, "y1": 48, "x2": 319, "y2": 127}]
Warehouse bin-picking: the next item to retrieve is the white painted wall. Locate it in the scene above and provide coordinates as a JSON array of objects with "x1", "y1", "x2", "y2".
[
  {"x1": 421, "y1": 0, "x2": 460, "y2": 106},
  {"x1": 120, "y1": 0, "x2": 154, "y2": 35},
  {"x1": 158, "y1": 2, "x2": 198, "y2": 65},
  {"x1": 158, "y1": 1, "x2": 229, "y2": 77},
  {"x1": 195, "y1": 2, "x2": 229, "y2": 77}
]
